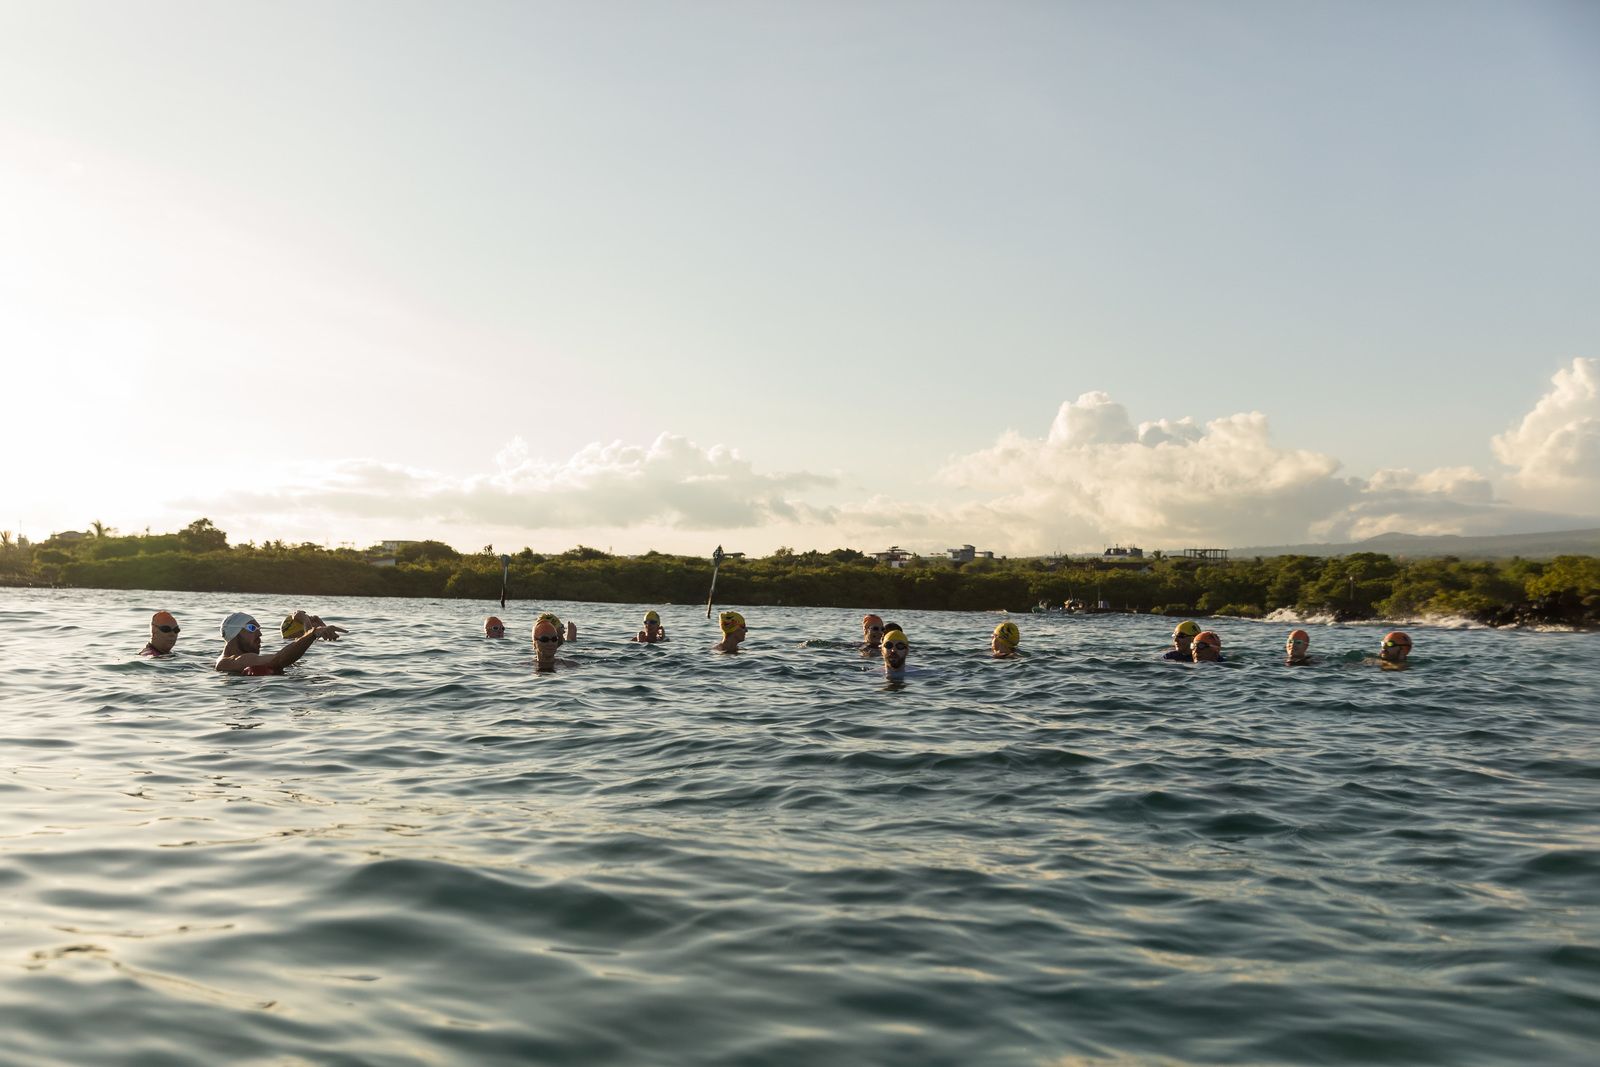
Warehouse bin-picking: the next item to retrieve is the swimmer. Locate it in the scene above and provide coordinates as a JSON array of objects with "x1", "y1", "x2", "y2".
[
  {"x1": 140, "y1": 610, "x2": 180, "y2": 657},
  {"x1": 1163, "y1": 620, "x2": 1201, "y2": 661},
  {"x1": 214, "y1": 611, "x2": 339, "y2": 675},
  {"x1": 1285, "y1": 629, "x2": 1311, "y2": 665},
  {"x1": 991, "y1": 621, "x2": 1020, "y2": 659},
  {"x1": 1378, "y1": 630, "x2": 1412, "y2": 670},
  {"x1": 1191, "y1": 630, "x2": 1224, "y2": 663},
  {"x1": 861, "y1": 614, "x2": 885, "y2": 655},
  {"x1": 633, "y1": 610, "x2": 667, "y2": 643},
  {"x1": 713, "y1": 610, "x2": 747, "y2": 653},
  {"x1": 881, "y1": 628, "x2": 909, "y2": 673},
  {"x1": 484, "y1": 615, "x2": 506, "y2": 638},
  {"x1": 532, "y1": 613, "x2": 576, "y2": 670},
  {"x1": 281, "y1": 610, "x2": 348, "y2": 641},
  {"x1": 882, "y1": 621, "x2": 904, "y2": 637}
]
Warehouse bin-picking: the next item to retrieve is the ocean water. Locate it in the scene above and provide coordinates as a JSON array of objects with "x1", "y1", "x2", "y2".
[{"x1": 1, "y1": 588, "x2": 1597, "y2": 1066}]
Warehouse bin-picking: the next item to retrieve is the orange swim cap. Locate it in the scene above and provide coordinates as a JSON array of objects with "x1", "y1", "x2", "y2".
[
  {"x1": 1287, "y1": 629, "x2": 1310, "y2": 647},
  {"x1": 1193, "y1": 630, "x2": 1221, "y2": 648},
  {"x1": 533, "y1": 618, "x2": 561, "y2": 640},
  {"x1": 1382, "y1": 631, "x2": 1412, "y2": 649},
  {"x1": 152, "y1": 611, "x2": 177, "y2": 627},
  {"x1": 862, "y1": 614, "x2": 883, "y2": 628}
]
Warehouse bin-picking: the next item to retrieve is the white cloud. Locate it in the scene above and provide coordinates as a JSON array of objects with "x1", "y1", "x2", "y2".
[
  {"x1": 933, "y1": 390, "x2": 1590, "y2": 552},
  {"x1": 175, "y1": 378, "x2": 1600, "y2": 555},
  {"x1": 192, "y1": 432, "x2": 836, "y2": 539},
  {"x1": 941, "y1": 392, "x2": 1356, "y2": 549},
  {"x1": 1492, "y1": 357, "x2": 1600, "y2": 508}
]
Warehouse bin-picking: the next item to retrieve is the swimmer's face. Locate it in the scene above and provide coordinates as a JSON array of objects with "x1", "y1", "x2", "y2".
[
  {"x1": 484, "y1": 618, "x2": 505, "y2": 638},
  {"x1": 862, "y1": 620, "x2": 883, "y2": 646},
  {"x1": 882, "y1": 638, "x2": 908, "y2": 670},
  {"x1": 1379, "y1": 636, "x2": 1411, "y2": 664},
  {"x1": 726, "y1": 624, "x2": 747, "y2": 644},
  {"x1": 991, "y1": 636, "x2": 1015, "y2": 656},
  {"x1": 533, "y1": 630, "x2": 560, "y2": 663},
  {"x1": 643, "y1": 621, "x2": 662, "y2": 638},
  {"x1": 149, "y1": 614, "x2": 179, "y2": 653},
  {"x1": 238, "y1": 625, "x2": 261, "y2": 653},
  {"x1": 1191, "y1": 639, "x2": 1221, "y2": 663},
  {"x1": 1173, "y1": 633, "x2": 1193, "y2": 651}
]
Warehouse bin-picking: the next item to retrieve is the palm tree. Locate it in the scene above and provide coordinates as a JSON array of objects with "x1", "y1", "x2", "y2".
[
  {"x1": 90, "y1": 520, "x2": 115, "y2": 539},
  {"x1": 1, "y1": 530, "x2": 12, "y2": 550}
]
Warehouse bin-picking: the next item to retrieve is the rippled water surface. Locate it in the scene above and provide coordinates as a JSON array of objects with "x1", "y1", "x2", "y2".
[{"x1": 2, "y1": 588, "x2": 1597, "y2": 1065}]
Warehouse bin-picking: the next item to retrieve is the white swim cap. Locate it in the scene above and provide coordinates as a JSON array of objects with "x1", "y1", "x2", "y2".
[{"x1": 221, "y1": 612, "x2": 258, "y2": 641}]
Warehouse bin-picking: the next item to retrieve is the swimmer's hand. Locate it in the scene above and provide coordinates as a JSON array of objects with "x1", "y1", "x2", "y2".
[{"x1": 315, "y1": 625, "x2": 347, "y2": 641}]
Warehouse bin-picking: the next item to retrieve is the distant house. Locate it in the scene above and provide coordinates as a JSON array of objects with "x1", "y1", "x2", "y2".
[
  {"x1": 947, "y1": 544, "x2": 975, "y2": 562},
  {"x1": 381, "y1": 540, "x2": 418, "y2": 555},
  {"x1": 976, "y1": 550, "x2": 995, "y2": 559},
  {"x1": 873, "y1": 545, "x2": 913, "y2": 568},
  {"x1": 1182, "y1": 548, "x2": 1230, "y2": 561},
  {"x1": 1103, "y1": 544, "x2": 1144, "y2": 559},
  {"x1": 49, "y1": 530, "x2": 88, "y2": 543}
]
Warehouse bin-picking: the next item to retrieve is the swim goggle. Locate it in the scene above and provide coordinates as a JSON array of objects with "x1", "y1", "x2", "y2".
[
  {"x1": 1287, "y1": 637, "x2": 1307, "y2": 646},
  {"x1": 242, "y1": 622, "x2": 261, "y2": 634},
  {"x1": 157, "y1": 625, "x2": 180, "y2": 634},
  {"x1": 1382, "y1": 640, "x2": 1410, "y2": 649},
  {"x1": 885, "y1": 641, "x2": 908, "y2": 651},
  {"x1": 487, "y1": 624, "x2": 504, "y2": 633},
  {"x1": 535, "y1": 635, "x2": 561, "y2": 644}
]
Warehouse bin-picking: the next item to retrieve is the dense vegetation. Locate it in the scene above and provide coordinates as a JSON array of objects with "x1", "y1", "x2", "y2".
[{"x1": 3, "y1": 520, "x2": 1597, "y2": 626}]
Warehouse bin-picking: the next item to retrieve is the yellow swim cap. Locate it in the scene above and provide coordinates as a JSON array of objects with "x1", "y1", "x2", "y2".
[
  {"x1": 882, "y1": 629, "x2": 908, "y2": 646},
  {"x1": 1173, "y1": 620, "x2": 1202, "y2": 638},
  {"x1": 281, "y1": 613, "x2": 306, "y2": 639},
  {"x1": 993, "y1": 621, "x2": 1020, "y2": 647},
  {"x1": 643, "y1": 610, "x2": 661, "y2": 624},
  {"x1": 719, "y1": 610, "x2": 746, "y2": 635}
]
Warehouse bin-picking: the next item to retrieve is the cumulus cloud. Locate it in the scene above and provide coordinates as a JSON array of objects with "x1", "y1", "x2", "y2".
[
  {"x1": 941, "y1": 392, "x2": 1357, "y2": 549},
  {"x1": 197, "y1": 432, "x2": 837, "y2": 534},
  {"x1": 182, "y1": 377, "x2": 1600, "y2": 554},
  {"x1": 1492, "y1": 357, "x2": 1600, "y2": 508},
  {"x1": 935, "y1": 391, "x2": 1589, "y2": 553}
]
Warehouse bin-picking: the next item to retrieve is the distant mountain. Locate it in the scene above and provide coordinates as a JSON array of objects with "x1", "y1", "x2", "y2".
[{"x1": 1233, "y1": 528, "x2": 1600, "y2": 559}]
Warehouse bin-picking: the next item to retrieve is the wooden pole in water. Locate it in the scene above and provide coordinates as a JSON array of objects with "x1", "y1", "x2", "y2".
[
  {"x1": 705, "y1": 545, "x2": 725, "y2": 619},
  {"x1": 499, "y1": 554, "x2": 510, "y2": 610}
]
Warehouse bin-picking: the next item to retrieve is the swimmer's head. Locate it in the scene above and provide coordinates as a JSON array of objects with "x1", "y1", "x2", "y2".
[
  {"x1": 221, "y1": 611, "x2": 260, "y2": 650},
  {"x1": 992, "y1": 621, "x2": 1020, "y2": 653},
  {"x1": 1191, "y1": 630, "x2": 1222, "y2": 662},
  {"x1": 643, "y1": 610, "x2": 661, "y2": 625},
  {"x1": 862, "y1": 613, "x2": 884, "y2": 634},
  {"x1": 1286, "y1": 629, "x2": 1310, "y2": 660},
  {"x1": 1380, "y1": 630, "x2": 1412, "y2": 663},
  {"x1": 1172, "y1": 620, "x2": 1201, "y2": 646},
  {"x1": 484, "y1": 615, "x2": 505, "y2": 637},
  {"x1": 532, "y1": 615, "x2": 563, "y2": 657},
  {"x1": 882, "y1": 629, "x2": 909, "y2": 668},
  {"x1": 718, "y1": 610, "x2": 746, "y2": 636},
  {"x1": 148, "y1": 610, "x2": 180, "y2": 652}
]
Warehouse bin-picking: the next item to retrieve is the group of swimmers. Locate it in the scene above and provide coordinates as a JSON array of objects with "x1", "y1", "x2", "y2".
[{"x1": 137, "y1": 606, "x2": 1415, "y2": 675}]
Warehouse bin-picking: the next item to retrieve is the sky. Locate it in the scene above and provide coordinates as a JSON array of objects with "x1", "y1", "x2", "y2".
[{"x1": 2, "y1": 0, "x2": 1598, "y2": 555}]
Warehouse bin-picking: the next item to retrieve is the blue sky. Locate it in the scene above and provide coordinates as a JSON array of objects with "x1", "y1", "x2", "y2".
[{"x1": 2, "y1": 1, "x2": 1597, "y2": 553}]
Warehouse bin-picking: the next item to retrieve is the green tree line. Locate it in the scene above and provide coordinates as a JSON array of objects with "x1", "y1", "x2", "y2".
[{"x1": 2, "y1": 520, "x2": 1597, "y2": 625}]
